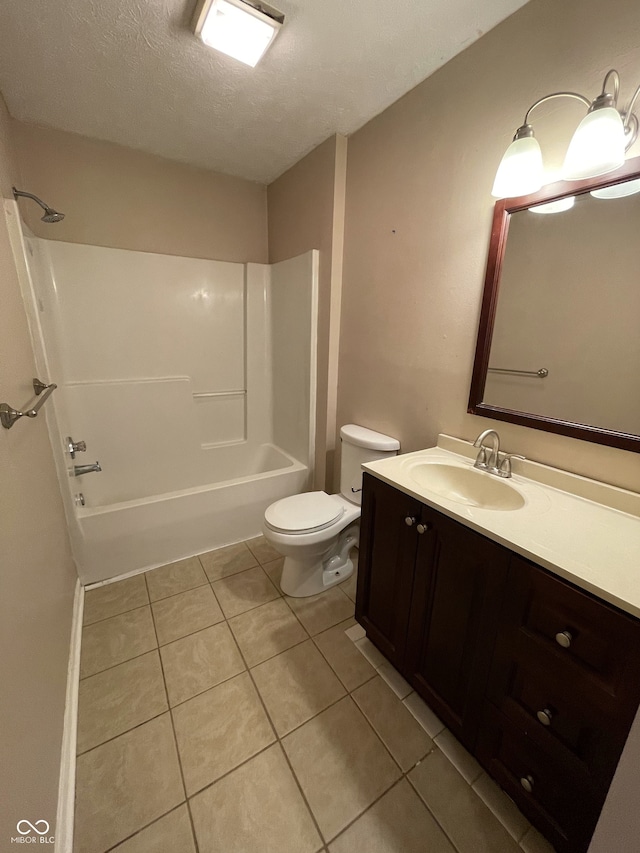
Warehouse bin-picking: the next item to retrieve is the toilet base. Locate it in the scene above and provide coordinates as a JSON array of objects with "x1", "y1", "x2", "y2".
[{"x1": 280, "y1": 526, "x2": 359, "y2": 598}]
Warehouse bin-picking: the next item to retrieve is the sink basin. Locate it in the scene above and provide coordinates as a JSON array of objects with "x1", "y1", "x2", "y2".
[{"x1": 408, "y1": 462, "x2": 525, "y2": 511}]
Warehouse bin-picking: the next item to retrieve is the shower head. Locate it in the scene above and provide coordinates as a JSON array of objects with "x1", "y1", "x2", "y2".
[
  {"x1": 41, "y1": 208, "x2": 65, "y2": 223},
  {"x1": 13, "y1": 187, "x2": 65, "y2": 223}
]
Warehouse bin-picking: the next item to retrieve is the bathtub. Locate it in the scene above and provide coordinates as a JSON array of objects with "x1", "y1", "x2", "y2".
[{"x1": 74, "y1": 443, "x2": 308, "y2": 584}]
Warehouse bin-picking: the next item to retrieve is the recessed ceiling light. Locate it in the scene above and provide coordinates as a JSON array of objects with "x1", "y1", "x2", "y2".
[{"x1": 192, "y1": 0, "x2": 284, "y2": 68}]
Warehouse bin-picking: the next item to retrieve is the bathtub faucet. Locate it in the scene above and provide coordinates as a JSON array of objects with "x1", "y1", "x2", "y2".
[{"x1": 73, "y1": 462, "x2": 102, "y2": 476}]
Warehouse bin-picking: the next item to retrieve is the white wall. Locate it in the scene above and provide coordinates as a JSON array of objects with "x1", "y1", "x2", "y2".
[{"x1": 271, "y1": 251, "x2": 319, "y2": 471}]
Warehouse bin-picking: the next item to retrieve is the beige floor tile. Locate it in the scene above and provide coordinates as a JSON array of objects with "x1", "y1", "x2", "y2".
[
  {"x1": 109, "y1": 805, "x2": 196, "y2": 853},
  {"x1": 355, "y1": 636, "x2": 387, "y2": 668},
  {"x1": 80, "y1": 606, "x2": 157, "y2": 679},
  {"x1": 329, "y1": 779, "x2": 456, "y2": 853},
  {"x1": 246, "y1": 534, "x2": 282, "y2": 564},
  {"x1": 286, "y1": 587, "x2": 355, "y2": 636},
  {"x1": 282, "y1": 696, "x2": 402, "y2": 841},
  {"x1": 212, "y1": 565, "x2": 279, "y2": 618},
  {"x1": 229, "y1": 597, "x2": 308, "y2": 666},
  {"x1": 77, "y1": 650, "x2": 167, "y2": 754},
  {"x1": 74, "y1": 714, "x2": 184, "y2": 853},
  {"x1": 199, "y1": 541, "x2": 258, "y2": 581},
  {"x1": 83, "y1": 575, "x2": 149, "y2": 625},
  {"x1": 435, "y1": 728, "x2": 483, "y2": 783},
  {"x1": 160, "y1": 622, "x2": 245, "y2": 706},
  {"x1": 190, "y1": 744, "x2": 321, "y2": 853},
  {"x1": 262, "y1": 556, "x2": 285, "y2": 591},
  {"x1": 352, "y1": 676, "x2": 432, "y2": 771},
  {"x1": 345, "y1": 622, "x2": 366, "y2": 642},
  {"x1": 313, "y1": 618, "x2": 376, "y2": 691},
  {"x1": 252, "y1": 640, "x2": 346, "y2": 736},
  {"x1": 377, "y1": 661, "x2": 412, "y2": 699},
  {"x1": 339, "y1": 568, "x2": 358, "y2": 602},
  {"x1": 472, "y1": 773, "x2": 530, "y2": 842},
  {"x1": 409, "y1": 749, "x2": 521, "y2": 853},
  {"x1": 520, "y1": 826, "x2": 558, "y2": 853},
  {"x1": 403, "y1": 691, "x2": 446, "y2": 738},
  {"x1": 145, "y1": 557, "x2": 208, "y2": 602},
  {"x1": 173, "y1": 672, "x2": 275, "y2": 795},
  {"x1": 152, "y1": 585, "x2": 224, "y2": 645}
]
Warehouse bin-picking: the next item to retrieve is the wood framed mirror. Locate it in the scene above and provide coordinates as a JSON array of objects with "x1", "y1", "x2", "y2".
[{"x1": 469, "y1": 156, "x2": 640, "y2": 452}]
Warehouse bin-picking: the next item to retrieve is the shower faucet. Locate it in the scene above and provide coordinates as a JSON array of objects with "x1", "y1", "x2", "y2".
[{"x1": 73, "y1": 462, "x2": 102, "y2": 476}]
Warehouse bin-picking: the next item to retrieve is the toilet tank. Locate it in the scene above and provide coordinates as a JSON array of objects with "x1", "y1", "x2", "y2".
[{"x1": 340, "y1": 424, "x2": 400, "y2": 506}]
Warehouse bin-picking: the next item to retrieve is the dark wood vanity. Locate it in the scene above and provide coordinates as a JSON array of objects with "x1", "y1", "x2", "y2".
[{"x1": 356, "y1": 473, "x2": 640, "y2": 853}]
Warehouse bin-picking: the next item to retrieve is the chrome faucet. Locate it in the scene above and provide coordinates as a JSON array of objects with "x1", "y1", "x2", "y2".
[
  {"x1": 73, "y1": 462, "x2": 102, "y2": 476},
  {"x1": 473, "y1": 429, "x2": 501, "y2": 470},
  {"x1": 473, "y1": 430, "x2": 525, "y2": 479}
]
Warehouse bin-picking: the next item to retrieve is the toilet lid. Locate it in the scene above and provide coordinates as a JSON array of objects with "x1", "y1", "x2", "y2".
[{"x1": 265, "y1": 491, "x2": 344, "y2": 534}]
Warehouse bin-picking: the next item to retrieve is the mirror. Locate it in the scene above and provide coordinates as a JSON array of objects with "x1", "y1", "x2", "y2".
[{"x1": 469, "y1": 156, "x2": 640, "y2": 452}]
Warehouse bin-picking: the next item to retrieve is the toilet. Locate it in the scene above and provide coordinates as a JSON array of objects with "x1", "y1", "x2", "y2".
[{"x1": 263, "y1": 424, "x2": 400, "y2": 597}]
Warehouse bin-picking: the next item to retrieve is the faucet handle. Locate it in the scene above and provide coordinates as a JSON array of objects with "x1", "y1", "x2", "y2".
[
  {"x1": 498, "y1": 453, "x2": 526, "y2": 478},
  {"x1": 474, "y1": 446, "x2": 488, "y2": 470}
]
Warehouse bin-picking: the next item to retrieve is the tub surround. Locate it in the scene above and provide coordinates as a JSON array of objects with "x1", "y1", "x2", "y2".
[{"x1": 364, "y1": 435, "x2": 640, "y2": 619}]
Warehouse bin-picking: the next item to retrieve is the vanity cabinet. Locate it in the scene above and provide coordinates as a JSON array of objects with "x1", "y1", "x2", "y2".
[
  {"x1": 356, "y1": 473, "x2": 640, "y2": 853},
  {"x1": 356, "y1": 473, "x2": 510, "y2": 747}
]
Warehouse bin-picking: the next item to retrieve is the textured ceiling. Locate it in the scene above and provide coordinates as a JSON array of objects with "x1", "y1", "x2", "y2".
[{"x1": 0, "y1": 0, "x2": 530, "y2": 183}]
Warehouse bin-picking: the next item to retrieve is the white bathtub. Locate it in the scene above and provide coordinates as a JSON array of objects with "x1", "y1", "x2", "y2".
[{"x1": 74, "y1": 444, "x2": 307, "y2": 584}]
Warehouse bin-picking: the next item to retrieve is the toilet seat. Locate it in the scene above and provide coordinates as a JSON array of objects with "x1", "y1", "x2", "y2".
[{"x1": 264, "y1": 491, "x2": 345, "y2": 535}]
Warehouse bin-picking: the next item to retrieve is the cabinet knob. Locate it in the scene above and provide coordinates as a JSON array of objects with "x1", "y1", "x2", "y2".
[
  {"x1": 555, "y1": 630, "x2": 572, "y2": 649},
  {"x1": 520, "y1": 774, "x2": 535, "y2": 793},
  {"x1": 536, "y1": 708, "x2": 553, "y2": 726},
  {"x1": 416, "y1": 523, "x2": 431, "y2": 534},
  {"x1": 405, "y1": 516, "x2": 417, "y2": 527}
]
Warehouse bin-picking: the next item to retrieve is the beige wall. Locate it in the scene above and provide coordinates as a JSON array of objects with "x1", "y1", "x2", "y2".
[
  {"x1": 268, "y1": 134, "x2": 347, "y2": 489},
  {"x1": 0, "y1": 93, "x2": 77, "y2": 843},
  {"x1": 12, "y1": 121, "x2": 268, "y2": 263},
  {"x1": 337, "y1": 0, "x2": 640, "y2": 494}
]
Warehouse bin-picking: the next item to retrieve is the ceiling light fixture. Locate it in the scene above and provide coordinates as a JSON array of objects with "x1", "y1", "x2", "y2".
[
  {"x1": 192, "y1": 0, "x2": 284, "y2": 68},
  {"x1": 492, "y1": 69, "x2": 640, "y2": 198}
]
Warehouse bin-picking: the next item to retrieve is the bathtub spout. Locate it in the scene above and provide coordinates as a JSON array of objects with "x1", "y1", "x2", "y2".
[{"x1": 73, "y1": 462, "x2": 102, "y2": 476}]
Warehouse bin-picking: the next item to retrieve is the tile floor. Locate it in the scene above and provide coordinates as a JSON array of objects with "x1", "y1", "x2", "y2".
[{"x1": 75, "y1": 537, "x2": 556, "y2": 853}]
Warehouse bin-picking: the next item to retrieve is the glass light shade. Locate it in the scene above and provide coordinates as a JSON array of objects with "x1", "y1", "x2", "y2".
[
  {"x1": 198, "y1": 0, "x2": 281, "y2": 67},
  {"x1": 562, "y1": 107, "x2": 626, "y2": 181},
  {"x1": 591, "y1": 177, "x2": 640, "y2": 199},
  {"x1": 491, "y1": 136, "x2": 544, "y2": 199},
  {"x1": 528, "y1": 196, "x2": 575, "y2": 214}
]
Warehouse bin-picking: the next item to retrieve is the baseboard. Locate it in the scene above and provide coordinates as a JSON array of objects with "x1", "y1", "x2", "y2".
[{"x1": 55, "y1": 578, "x2": 84, "y2": 853}]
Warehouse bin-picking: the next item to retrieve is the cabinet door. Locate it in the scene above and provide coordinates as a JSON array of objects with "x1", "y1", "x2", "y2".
[
  {"x1": 405, "y1": 508, "x2": 509, "y2": 748},
  {"x1": 356, "y1": 474, "x2": 421, "y2": 669}
]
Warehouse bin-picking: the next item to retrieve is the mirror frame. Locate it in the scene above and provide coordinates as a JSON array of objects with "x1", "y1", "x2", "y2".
[{"x1": 468, "y1": 155, "x2": 640, "y2": 453}]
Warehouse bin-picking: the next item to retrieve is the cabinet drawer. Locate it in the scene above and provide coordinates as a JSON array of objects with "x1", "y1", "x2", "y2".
[
  {"x1": 503, "y1": 556, "x2": 640, "y2": 699},
  {"x1": 477, "y1": 704, "x2": 599, "y2": 853},
  {"x1": 488, "y1": 648, "x2": 626, "y2": 783}
]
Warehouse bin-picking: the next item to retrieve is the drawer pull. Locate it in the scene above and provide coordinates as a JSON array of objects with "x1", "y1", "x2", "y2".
[
  {"x1": 536, "y1": 708, "x2": 553, "y2": 726},
  {"x1": 555, "y1": 630, "x2": 573, "y2": 649},
  {"x1": 520, "y1": 775, "x2": 535, "y2": 793},
  {"x1": 405, "y1": 516, "x2": 417, "y2": 527},
  {"x1": 416, "y1": 523, "x2": 431, "y2": 535}
]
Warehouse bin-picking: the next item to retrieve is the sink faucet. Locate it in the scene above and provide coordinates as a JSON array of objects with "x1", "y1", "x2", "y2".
[
  {"x1": 73, "y1": 462, "x2": 102, "y2": 476},
  {"x1": 473, "y1": 429, "x2": 501, "y2": 470},
  {"x1": 473, "y1": 430, "x2": 525, "y2": 478}
]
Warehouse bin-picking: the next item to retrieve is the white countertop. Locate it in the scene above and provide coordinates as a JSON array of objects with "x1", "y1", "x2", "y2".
[{"x1": 362, "y1": 435, "x2": 640, "y2": 619}]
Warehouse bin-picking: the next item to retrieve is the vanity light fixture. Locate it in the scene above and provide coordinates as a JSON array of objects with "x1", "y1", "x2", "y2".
[
  {"x1": 492, "y1": 69, "x2": 640, "y2": 198},
  {"x1": 591, "y1": 176, "x2": 640, "y2": 199},
  {"x1": 192, "y1": 0, "x2": 284, "y2": 67}
]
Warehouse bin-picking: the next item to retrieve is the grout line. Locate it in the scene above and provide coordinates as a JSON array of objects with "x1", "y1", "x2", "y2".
[
  {"x1": 78, "y1": 643, "x2": 159, "y2": 682},
  {"x1": 100, "y1": 803, "x2": 189, "y2": 853},
  {"x1": 220, "y1": 618, "x2": 328, "y2": 847},
  {"x1": 145, "y1": 573, "x2": 201, "y2": 853}
]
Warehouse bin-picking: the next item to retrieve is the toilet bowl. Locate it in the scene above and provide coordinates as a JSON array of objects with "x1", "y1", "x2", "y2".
[{"x1": 263, "y1": 424, "x2": 400, "y2": 597}]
